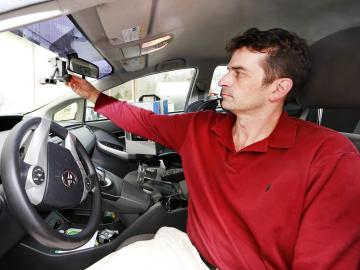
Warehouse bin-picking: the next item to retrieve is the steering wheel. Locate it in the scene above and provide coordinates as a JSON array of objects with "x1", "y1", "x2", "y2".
[{"x1": 1, "y1": 117, "x2": 101, "y2": 250}]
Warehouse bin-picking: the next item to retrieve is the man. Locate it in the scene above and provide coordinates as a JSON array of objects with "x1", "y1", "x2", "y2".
[{"x1": 68, "y1": 28, "x2": 360, "y2": 269}]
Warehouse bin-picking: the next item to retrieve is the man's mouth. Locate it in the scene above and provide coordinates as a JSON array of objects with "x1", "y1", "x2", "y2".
[{"x1": 221, "y1": 92, "x2": 232, "y2": 98}]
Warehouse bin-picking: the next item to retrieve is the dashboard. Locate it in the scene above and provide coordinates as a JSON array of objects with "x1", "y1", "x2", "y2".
[{"x1": 0, "y1": 115, "x2": 126, "y2": 182}]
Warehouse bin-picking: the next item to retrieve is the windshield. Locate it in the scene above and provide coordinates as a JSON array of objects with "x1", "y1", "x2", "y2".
[{"x1": 0, "y1": 15, "x2": 112, "y2": 115}]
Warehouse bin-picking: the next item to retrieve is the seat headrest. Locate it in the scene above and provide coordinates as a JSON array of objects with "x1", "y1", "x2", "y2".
[
  {"x1": 185, "y1": 97, "x2": 220, "y2": 112},
  {"x1": 297, "y1": 27, "x2": 360, "y2": 109}
]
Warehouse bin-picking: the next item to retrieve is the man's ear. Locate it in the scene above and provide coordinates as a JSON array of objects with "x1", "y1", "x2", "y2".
[{"x1": 269, "y1": 78, "x2": 293, "y2": 102}]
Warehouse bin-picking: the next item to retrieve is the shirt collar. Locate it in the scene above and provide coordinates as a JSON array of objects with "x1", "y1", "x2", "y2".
[{"x1": 210, "y1": 111, "x2": 297, "y2": 153}]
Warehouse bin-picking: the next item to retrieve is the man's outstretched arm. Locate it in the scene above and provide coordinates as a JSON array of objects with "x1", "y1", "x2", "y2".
[{"x1": 67, "y1": 76, "x2": 194, "y2": 152}]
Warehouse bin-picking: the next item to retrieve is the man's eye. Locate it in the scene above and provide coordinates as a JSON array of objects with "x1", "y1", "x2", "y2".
[{"x1": 236, "y1": 71, "x2": 244, "y2": 77}]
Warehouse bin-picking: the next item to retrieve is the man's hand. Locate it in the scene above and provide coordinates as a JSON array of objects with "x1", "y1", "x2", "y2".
[{"x1": 66, "y1": 75, "x2": 100, "y2": 103}]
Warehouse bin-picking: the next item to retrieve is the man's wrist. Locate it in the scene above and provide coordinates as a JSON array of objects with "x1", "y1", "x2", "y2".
[{"x1": 90, "y1": 91, "x2": 100, "y2": 104}]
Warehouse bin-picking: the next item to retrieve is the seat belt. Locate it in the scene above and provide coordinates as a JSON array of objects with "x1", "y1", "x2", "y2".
[
  {"x1": 299, "y1": 108, "x2": 310, "y2": 120},
  {"x1": 353, "y1": 120, "x2": 360, "y2": 134}
]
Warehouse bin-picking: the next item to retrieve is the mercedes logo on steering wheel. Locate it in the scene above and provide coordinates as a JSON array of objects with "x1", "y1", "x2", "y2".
[{"x1": 62, "y1": 170, "x2": 78, "y2": 188}]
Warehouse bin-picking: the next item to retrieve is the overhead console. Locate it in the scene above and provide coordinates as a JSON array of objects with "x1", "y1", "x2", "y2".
[
  {"x1": 96, "y1": 0, "x2": 152, "y2": 46},
  {"x1": 95, "y1": 0, "x2": 173, "y2": 72}
]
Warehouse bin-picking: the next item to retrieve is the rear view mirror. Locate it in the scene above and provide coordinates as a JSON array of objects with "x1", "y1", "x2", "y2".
[{"x1": 68, "y1": 57, "x2": 99, "y2": 79}]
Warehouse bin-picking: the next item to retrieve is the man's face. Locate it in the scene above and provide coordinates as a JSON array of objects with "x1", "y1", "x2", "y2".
[{"x1": 218, "y1": 47, "x2": 273, "y2": 114}]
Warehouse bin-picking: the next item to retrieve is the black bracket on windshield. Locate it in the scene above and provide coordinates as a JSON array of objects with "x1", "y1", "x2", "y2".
[{"x1": 39, "y1": 57, "x2": 71, "y2": 85}]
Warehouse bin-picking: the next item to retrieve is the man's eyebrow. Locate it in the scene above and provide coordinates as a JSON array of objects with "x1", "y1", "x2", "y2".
[{"x1": 227, "y1": 65, "x2": 249, "y2": 72}]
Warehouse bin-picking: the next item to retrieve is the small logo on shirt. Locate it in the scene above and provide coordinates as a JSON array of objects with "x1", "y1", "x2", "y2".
[{"x1": 265, "y1": 183, "x2": 272, "y2": 192}]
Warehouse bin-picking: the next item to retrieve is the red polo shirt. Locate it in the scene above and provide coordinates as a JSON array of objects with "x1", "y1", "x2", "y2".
[{"x1": 95, "y1": 93, "x2": 360, "y2": 270}]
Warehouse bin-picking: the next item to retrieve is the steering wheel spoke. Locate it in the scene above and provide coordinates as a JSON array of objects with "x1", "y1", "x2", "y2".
[
  {"x1": 64, "y1": 132, "x2": 91, "y2": 201},
  {"x1": 24, "y1": 164, "x2": 47, "y2": 205},
  {"x1": 22, "y1": 118, "x2": 51, "y2": 205},
  {"x1": 24, "y1": 118, "x2": 50, "y2": 168}
]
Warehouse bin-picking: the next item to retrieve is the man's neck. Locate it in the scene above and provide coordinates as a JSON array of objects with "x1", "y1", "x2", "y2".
[{"x1": 232, "y1": 106, "x2": 283, "y2": 152}]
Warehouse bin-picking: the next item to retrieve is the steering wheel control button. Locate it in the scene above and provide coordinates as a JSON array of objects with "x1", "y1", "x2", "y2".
[
  {"x1": 85, "y1": 177, "x2": 92, "y2": 191},
  {"x1": 61, "y1": 170, "x2": 78, "y2": 188},
  {"x1": 32, "y1": 166, "x2": 45, "y2": 185}
]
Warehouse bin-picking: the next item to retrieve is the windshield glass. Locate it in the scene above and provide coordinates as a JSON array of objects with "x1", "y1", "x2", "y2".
[{"x1": 0, "y1": 15, "x2": 112, "y2": 115}]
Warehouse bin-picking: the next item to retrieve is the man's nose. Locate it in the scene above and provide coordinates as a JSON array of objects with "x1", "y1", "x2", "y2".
[{"x1": 218, "y1": 72, "x2": 232, "y2": 87}]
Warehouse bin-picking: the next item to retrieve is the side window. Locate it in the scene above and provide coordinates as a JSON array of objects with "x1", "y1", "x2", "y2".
[
  {"x1": 209, "y1": 65, "x2": 228, "y2": 96},
  {"x1": 53, "y1": 103, "x2": 78, "y2": 122},
  {"x1": 85, "y1": 68, "x2": 196, "y2": 121},
  {"x1": 85, "y1": 101, "x2": 106, "y2": 121}
]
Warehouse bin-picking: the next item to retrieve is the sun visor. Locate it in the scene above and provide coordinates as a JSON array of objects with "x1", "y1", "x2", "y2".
[
  {"x1": 297, "y1": 27, "x2": 360, "y2": 109},
  {"x1": 0, "y1": 0, "x2": 115, "y2": 32},
  {"x1": 96, "y1": 0, "x2": 152, "y2": 46}
]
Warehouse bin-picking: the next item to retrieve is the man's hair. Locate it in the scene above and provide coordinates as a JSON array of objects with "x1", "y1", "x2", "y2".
[{"x1": 226, "y1": 28, "x2": 311, "y2": 92}]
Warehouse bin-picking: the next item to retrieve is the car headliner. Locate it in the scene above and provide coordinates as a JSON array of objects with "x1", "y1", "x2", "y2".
[
  {"x1": 71, "y1": 0, "x2": 360, "y2": 84},
  {"x1": 1, "y1": 0, "x2": 360, "y2": 92}
]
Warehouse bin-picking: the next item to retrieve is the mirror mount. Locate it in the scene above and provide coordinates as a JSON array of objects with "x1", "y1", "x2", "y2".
[
  {"x1": 39, "y1": 54, "x2": 99, "y2": 85},
  {"x1": 39, "y1": 57, "x2": 70, "y2": 85}
]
